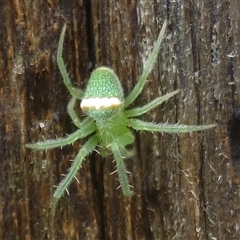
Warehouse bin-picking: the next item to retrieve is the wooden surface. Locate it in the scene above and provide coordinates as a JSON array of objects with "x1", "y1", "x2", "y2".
[{"x1": 0, "y1": 0, "x2": 239, "y2": 239}]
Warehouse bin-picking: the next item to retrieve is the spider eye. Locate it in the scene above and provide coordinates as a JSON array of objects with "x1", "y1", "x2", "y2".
[{"x1": 81, "y1": 67, "x2": 124, "y2": 120}]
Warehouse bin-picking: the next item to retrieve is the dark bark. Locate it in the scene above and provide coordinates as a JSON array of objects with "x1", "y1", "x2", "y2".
[{"x1": 0, "y1": 0, "x2": 239, "y2": 239}]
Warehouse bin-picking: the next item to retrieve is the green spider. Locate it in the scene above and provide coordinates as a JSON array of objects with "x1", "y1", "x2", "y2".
[{"x1": 26, "y1": 21, "x2": 215, "y2": 212}]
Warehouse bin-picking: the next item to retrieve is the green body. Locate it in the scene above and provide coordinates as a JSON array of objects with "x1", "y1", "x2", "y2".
[
  {"x1": 82, "y1": 67, "x2": 124, "y2": 120},
  {"x1": 96, "y1": 111, "x2": 134, "y2": 148},
  {"x1": 26, "y1": 21, "x2": 216, "y2": 213},
  {"x1": 83, "y1": 67, "x2": 123, "y2": 99}
]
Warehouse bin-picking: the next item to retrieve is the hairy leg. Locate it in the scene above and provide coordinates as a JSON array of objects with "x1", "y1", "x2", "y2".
[
  {"x1": 52, "y1": 134, "x2": 99, "y2": 213},
  {"x1": 125, "y1": 90, "x2": 180, "y2": 117},
  {"x1": 67, "y1": 97, "x2": 84, "y2": 128},
  {"x1": 111, "y1": 143, "x2": 133, "y2": 197},
  {"x1": 124, "y1": 21, "x2": 167, "y2": 107},
  {"x1": 57, "y1": 24, "x2": 84, "y2": 99},
  {"x1": 127, "y1": 119, "x2": 216, "y2": 133},
  {"x1": 26, "y1": 117, "x2": 96, "y2": 150}
]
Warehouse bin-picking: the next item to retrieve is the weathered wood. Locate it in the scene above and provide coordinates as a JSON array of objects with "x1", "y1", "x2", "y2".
[{"x1": 0, "y1": 0, "x2": 239, "y2": 239}]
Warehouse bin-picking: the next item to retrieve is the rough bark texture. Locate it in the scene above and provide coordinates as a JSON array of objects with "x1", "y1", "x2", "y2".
[{"x1": 0, "y1": 0, "x2": 239, "y2": 239}]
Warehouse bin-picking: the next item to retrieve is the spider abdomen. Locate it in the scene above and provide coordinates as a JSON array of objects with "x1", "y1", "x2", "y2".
[{"x1": 81, "y1": 67, "x2": 124, "y2": 120}]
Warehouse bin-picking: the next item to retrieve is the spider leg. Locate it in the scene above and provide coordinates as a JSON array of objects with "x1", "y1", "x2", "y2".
[
  {"x1": 57, "y1": 24, "x2": 84, "y2": 99},
  {"x1": 52, "y1": 134, "x2": 99, "y2": 213},
  {"x1": 125, "y1": 90, "x2": 180, "y2": 117},
  {"x1": 128, "y1": 119, "x2": 216, "y2": 133},
  {"x1": 124, "y1": 21, "x2": 167, "y2": 107},
  {"x1": 26, "y1": 117, "x2": 96, "y2": 150},
  {"x1": 111, "y1": 143, "x2": 133, "y2": 197},
  {"x1": 67, "y1": 97, "x2": 83, "y2": 128}
]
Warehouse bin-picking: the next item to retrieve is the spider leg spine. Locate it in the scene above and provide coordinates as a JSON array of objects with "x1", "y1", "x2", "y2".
[
  {"x1": 65, "y1": 188, "x2": 70, "y2": 196},
  {"x1": 116, "y1": 183, "x2": 133, "y2": 190},
  {"x1": 109, "y1": 169, "x2": 118, "y2": 175},
  {"x1": 74, "y1": 176, "x2": 80, "y2": 183}
]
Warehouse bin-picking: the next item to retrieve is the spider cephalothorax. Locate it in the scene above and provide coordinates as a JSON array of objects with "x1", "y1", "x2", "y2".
[{"x1": 26, "y1": 21, "x2": 215, "y2": 212}]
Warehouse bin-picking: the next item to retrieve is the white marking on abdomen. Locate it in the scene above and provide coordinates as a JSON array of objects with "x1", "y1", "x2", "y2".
[{"x1": 81, "y1": 97, "x2": 122, "y2": 110}]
